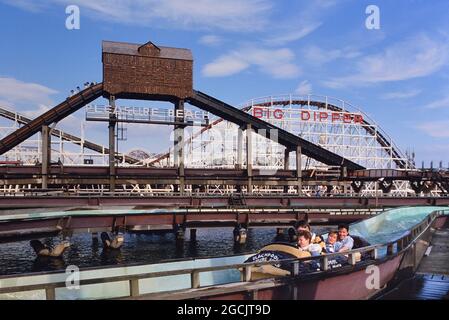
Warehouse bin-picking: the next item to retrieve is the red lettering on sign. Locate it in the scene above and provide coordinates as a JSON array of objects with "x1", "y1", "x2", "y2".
[
  {"x1": 301, "y1": 110, "x2": 310, "y2": 121},
  {"x1": 253, "y1": 107, "x2": 264, "y2": 118},
  {"x1": 354, "y1": 114, "x2": 363, "y2": 124},
  {"x1": 254, "y1": 107, "x2": 362, "y2": 125},
  {"x1": 319, "y1": 112, "x2": 328, "y2": 121},
  {"x1": 343, "y1": 114, "x2": 352, "y2": 123},
  {"x1": 273, "y1": 109, "x2": 284, "y2": 119},
  {"x1": 332, "y1": 113, "x2": 340, "y2": 122}
]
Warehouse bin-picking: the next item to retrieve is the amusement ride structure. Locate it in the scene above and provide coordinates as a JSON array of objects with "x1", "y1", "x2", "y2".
[{"x1": 0, "y1": 39, "x2": 447, "y2": 202}]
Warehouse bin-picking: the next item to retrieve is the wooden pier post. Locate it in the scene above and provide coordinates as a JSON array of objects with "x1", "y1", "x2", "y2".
[
  {"x1": 174, "y1": 223, "x2": 186, "y2": 242},
  {"x1": 190, "y1": 228, "x2": 197, "y2": 241}
]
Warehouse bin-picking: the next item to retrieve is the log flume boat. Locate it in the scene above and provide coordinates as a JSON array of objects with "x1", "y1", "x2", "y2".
[{"x1": 0, "y1": 206, "x2": 447, "y2": 300}]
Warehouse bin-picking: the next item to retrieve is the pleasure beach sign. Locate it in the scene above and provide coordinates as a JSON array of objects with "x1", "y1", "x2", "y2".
[{"x1": 86, "y1": 105, "x2": 210, "y2": 124}]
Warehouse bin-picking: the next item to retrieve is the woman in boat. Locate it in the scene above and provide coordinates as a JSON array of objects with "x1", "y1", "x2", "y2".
[
  {"x1": 295, "y1": 221, "x2": 325, "y2": 250},
  {"x1": 30, "y1": 239, "x2": 70, "y2": 258},
  {"x1": 297, "y1": 231, "x2": 322, "y2": 256}
]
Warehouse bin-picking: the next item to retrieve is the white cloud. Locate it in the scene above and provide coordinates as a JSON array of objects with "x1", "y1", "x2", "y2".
[
  {"x1": 262, "y1": 0, "x2": 341, "y2": 46},
  {"x1": 381, "y1": 89, "x2": 421, "y2": 100},
  {"x1": 21, "y1": 104, "x2": 51, "y2": 119},
  {"x1": 3, "y1": 0, "x2": 273, "y2": 32},
  {"x1": 423, "y1": 94, "x2": 449, "y2": 109},
  {"x1": 202, "y1": 55, "x2": 249, "y2": 77},
  {"x1": 198, "y1": 35, "x2": 223, "y2": 46},
  {"x1": 0, "y1": 77, "x2": 86, "y2": 132},
  {"x1": 2, "y1": 0, "x2": 46, "y2": 12},
  {"x1": 202, "y1": 46, "x2": 301, "y2": 79},
  {"x1": 323, "y1": 34, "x2": 449, "y2": 88},
  {"x1": 0, "y1": 77, "x2": 57, "y2": 107},
  {"x1": 295, "y1": 80, "x2": 312, "y2": 95},
  {"x1": 417, "y1": 121, "x2": 449, "y2": 138},
  {"x1": 265, "y1": 23, "x2": 322, "y2": 46},
  {"x1": 303, "y1": 46, "x2": 361, "y2": 64}
]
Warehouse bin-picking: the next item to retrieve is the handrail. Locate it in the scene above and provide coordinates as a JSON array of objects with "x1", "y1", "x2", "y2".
[
  {"x1": 0, "y1": 190, "x2": 448, "y2": 198},
  {"x1": 0, "y1": 209, "x2": 445, "y2": 299}
]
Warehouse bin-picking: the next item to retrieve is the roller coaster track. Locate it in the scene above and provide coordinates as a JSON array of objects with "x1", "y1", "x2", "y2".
[
  {"x1": 0, "y1": 84, "x2": 363, "y2": 170},
  {"x1": 0, "y1": 104, "x2": 139, "y2": 164},
  {"x1": 186, "y1": 91, "x2": 364, "y2": 170},
  {"x1": 147, "y1": 105, "x2": 252, "y2": 166},
  {"x1": 152, "y1": 94, "x2": 409, "y2": 170},
  {"x1": 0, "y1": 83, "x2": 104, "y2": 156},
  {"x1": 251, "y1": 97, "x2": 409, "y2": 169}
]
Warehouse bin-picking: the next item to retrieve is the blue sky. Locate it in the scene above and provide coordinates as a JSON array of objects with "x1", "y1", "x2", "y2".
[{"x1": 0, "y1": 0, "x2": 449, "y2": 164}]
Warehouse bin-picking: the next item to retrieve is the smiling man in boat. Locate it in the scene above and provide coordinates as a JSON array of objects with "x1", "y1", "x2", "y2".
[{"x1": 335, "y1": 224, "x2": 354, "y2": 252}]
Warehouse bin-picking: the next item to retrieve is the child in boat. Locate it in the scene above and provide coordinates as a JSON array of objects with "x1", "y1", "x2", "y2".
[
  {"x1": 295, "y1": 221, "x2": 325, "y2": 249},
  {"x1": 297, "y1": 231, "x2": 322, "y2": 256},
  {"x1": 325, "y1": 231, "x2": 338, "y2": 253}
]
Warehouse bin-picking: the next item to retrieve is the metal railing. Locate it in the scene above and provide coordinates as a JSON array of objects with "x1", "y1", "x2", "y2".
[{"x1": 0, "y1": 189, "x2": 447, "y2": 198}]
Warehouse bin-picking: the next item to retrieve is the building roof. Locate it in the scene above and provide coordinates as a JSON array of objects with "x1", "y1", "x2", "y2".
[{"x1": 102, "y1": 40, "x2": 193, "y2": 61}]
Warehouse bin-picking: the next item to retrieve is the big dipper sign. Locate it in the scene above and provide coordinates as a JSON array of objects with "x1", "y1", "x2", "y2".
[{"x1": 252, "y1": 107, "x2": 364, "y2": 124}]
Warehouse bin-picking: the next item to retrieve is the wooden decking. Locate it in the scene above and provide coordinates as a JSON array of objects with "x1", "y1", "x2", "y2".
[
  {"x1": 417, "y1": 228, "x2": 449, "y2": 275},
  {"x1": 381, "y1": 224, "x2": 449, "y2": 300}
]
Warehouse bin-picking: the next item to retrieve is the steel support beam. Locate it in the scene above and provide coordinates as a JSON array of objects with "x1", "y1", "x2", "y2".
[
  {"x1": 175, "y1": 99, "x2": 185, "y2": 194},
  {"x1": 236, "y1": 126, "x2": 244, "y2": 170},
  {"x1": 246, "y1": 123, "x2": 253, "y2": 193},
  {"x1": 296, "y1": 145, "x2": 302, "y2": 195},
  {"x1": 284, "y1": 148, "x2": 290, "y2": 193},
  {"x1": 108, "y1": 96, "x2": 116, "y2": 192},
  {"x1": 41, "y1": 125, "x2": 51, "y2": 189}
]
